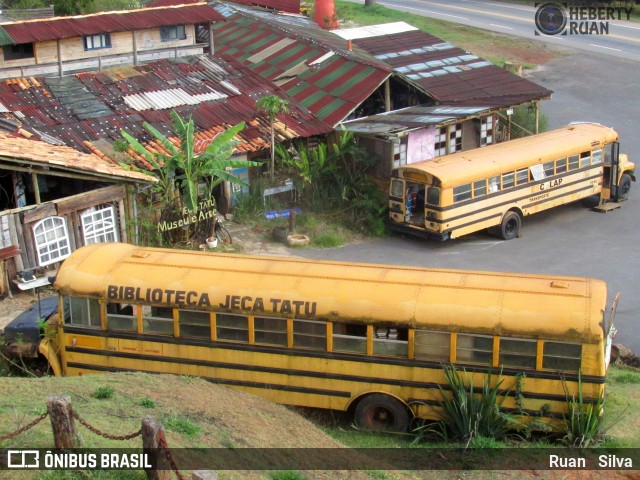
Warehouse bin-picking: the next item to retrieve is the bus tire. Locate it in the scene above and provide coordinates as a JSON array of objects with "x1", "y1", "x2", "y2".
[
  {"x1": 617, "y1": 174, "x2": 632, "y2": 201},
  {"x1": 499, "y1": 211, "x2": 521, "y2": 240},
  {"x1": 354, "y1": 394, "x2": 411, "y2": 432}
]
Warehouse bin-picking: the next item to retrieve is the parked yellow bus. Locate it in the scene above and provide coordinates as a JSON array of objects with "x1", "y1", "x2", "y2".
[
  {"x1": 389, "y1": 123, "x2": 635, "y2": 240},
  {"x1": 4, "y1": 243, "x2": 616, "y2": 431}
]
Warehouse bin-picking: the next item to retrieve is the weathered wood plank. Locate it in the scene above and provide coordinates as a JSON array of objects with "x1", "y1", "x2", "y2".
[
  {"x1": 56, "y1": 185, "x2": 126, "y2": 216},
  {"x1": 7, "y1": 214, "x2": 24, "y2": 271},
  {"x1": 22, "y1": 202, "x2": 56, "y2": 224}
]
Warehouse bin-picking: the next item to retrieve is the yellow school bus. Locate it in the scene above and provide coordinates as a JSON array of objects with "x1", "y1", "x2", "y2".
[
  {"x1": 389, "y1": 123, "x2": 635, "y2": 240},
  {"x1": 10, "y1": 243, "x2": 616, "y2": 431}
]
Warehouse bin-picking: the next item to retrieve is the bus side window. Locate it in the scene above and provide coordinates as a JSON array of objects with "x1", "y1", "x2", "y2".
[
  {"x1": 254, "y1": 316, "x2": 287, "y2": 346},
  {"x1": 142, "y1": 305, "x2": 173, "y2": 335},
  {"x1": 179, "y1": 310, "x2": 210, "y2": 338},
  {"x1": 502, "y1": 172, "x2": 514, "y2": 189},
  {"x1": 333, "y1": 323, "x2": 367, "y2": 354},
  {"x1": 489, "y1": 175, "x2": 501, "y2": 193},
  {"x1": 293, "y1": 319, "x2": 326, "y2": 350},
  {"x1": 414, "y1": 330, "x2": 449, "y2": 361},
  {"x1": 580, "y1": 151, "x2": 591, "y2": 167},
  {"x1": 543, "y1": 161, "x2": 555, "y2": 177},
  {"x1": 456, "y1": 333, "x2": 492, "y2": 364},
  {"x1": 372, "y1": 326, "x2": 408, "y2": 357},
  {"x1": 216, "y1": 313, "x2": 249, "y2": 343},
  {"x1": 473, "y1": 180, "x2": 487, "y2": 198},
  {"x1": 592, "y1": 148, "x2": 603, "y2": 164},
  {"x1": 555, "y1": 158, "x2": 567, "y2": 174},
  {"x1": 63, "y1": 297, "x2": 101, "y2": 328},
  {"x1": 453, "y1": 183, "x2": 472, "y2": 203},
  {"x1": 499, "y1": 337, "x2": 537, "y2": 369},
  {"x1": 568, "y1": 154, "x2": 579, "y2": 170},
  {"x1": 106, "y1": 303, "x2": 136, "y2": 331},
  {"x1": 542, "y1": 341, "x2": 581, "y2": 372},
  {"x1": 516, "y1": 168, "x2": 529, "y2": 185}
]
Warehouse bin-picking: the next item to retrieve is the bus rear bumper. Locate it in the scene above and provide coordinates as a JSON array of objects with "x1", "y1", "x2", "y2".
[{"x1": 389, "y1": 223, "x2": 450, "y2": 241}]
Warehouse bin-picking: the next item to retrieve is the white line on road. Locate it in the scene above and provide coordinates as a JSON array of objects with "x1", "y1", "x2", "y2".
[
  {"x1": 611, "y1": 22, "x2": 640, "y2": 31},
  {"x1": 589, "y1": 43, "x2": 623, "y2": 52},
  {"x1": 383, "y1": 3, "x2": 469, "y2": 20},
  {"x1": 461, "y1": 0, "x2": 532, "y2": 12},
  {"x1": 490, "y1": 24, "x2": 514, "y2": 30}
]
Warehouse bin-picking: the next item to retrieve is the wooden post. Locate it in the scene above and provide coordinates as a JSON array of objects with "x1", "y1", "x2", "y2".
[
  {"x1": 31, "y1": 173, "x2": 41, "y2": 205},
  {"x1": 208, "y1": 23, "x2": 214, "y2": 55},
  {"x1": 142, "y1": 417, "x2": 171, "y2": 480},
  {"x1": 534, "y1": 102, "x2": 540, "y2": 134},
  {"x1": 56, "y1": 39, "x2": 63, "y2": 77},
  {"x1": 132, "y1": 31, "x2": 138, "y2": 66},
  {"x1": 384, "y1": 78, "x2": 391, "y2": 112},
  {"x1": 46, "y1": 395, "x2": 80, "y2": 448},
  {"x1": 288, "y1": 208, "x2": 295, "y2": 233}
]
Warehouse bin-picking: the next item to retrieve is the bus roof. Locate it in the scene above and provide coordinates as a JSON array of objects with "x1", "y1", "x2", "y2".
[
  {"x1": 55, "y1": 243, "x2": 607, "y2": 342},
  {"x1": 396, "y1": 123, "x2": 619, "y2": 188}
]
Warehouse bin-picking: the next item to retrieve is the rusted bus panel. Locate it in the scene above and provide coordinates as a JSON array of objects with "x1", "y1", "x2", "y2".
[{"x1": 55, "y1": 243, "x2": 607, "y2": 344}]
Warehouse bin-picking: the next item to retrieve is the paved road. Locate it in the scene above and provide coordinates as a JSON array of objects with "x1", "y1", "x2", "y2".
[
  {"x1": 347, "y1": 0, "x2": 640, "y2": 61},
  {"x1": 296, "y1": 3, "x2": 640, "y2": 351}
]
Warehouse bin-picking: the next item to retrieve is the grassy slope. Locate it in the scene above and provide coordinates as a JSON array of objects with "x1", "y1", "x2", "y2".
[
  {"x1": 1, "y1": 366, "x2": 638, "y2": 479},
  {"x1": 334, "y1": 0, "x2": 565, "y2": 67}
]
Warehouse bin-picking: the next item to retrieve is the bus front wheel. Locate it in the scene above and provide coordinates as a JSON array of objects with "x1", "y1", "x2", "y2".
[
  {"x1": 617, "y1": 174, "x2": 632, "y2": 201},
  {"x1": 354, "y1": 394, "x2": 411, "y2": 432},
  {"x1": 499, "y1": 211, "x2": 521, "y2": 240}
]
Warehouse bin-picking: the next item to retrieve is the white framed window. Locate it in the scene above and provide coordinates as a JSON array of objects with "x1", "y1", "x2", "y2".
[
  {"x1": 160, "y1": 25, "x2": 186, "y2": 42},
  {"x1": 392, "y1": 138, "x2": 408, "y2": 169},
  {"x1": 434, "y1": 127, "x2": 447, "y2": 157},
  {"x1": 83, "y1": 33, "x2": 111, "y2": 50},
  {"x1": 448, "y1": 123, "x2": 462, "y2": 153},
  {"x1": 81, "y1": 205, "x2": 118, "y2": 245},
  {"x1": 480, "y1": 115, "x2": 494, "y2": 146},
  {"x1": 33, "y1": 216, "x2": 71, "y2": 266}
]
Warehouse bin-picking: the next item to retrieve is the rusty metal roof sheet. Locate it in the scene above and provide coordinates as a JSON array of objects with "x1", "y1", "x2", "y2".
[
  {"x1": 0, "y1": 4, "x2": 224, "y2": 46},
  {"x1": 226, "y1": 0, "x2": 302, "y2": 14},
  {"x1": 212, "y1": 10, "x2": 392, "y2": 126},
  {"x1": 346, "y1": 23, "x2": 552, "y2": 108},
  {"x1": 0, "y1": 133, "x2": 155, "y2": 182},
  {"x1": 0, "y1": 55, "x2": 331, "y2": 172},
  {"x1": 342, "y1": 105, "x2": 493, "y2": 136}
]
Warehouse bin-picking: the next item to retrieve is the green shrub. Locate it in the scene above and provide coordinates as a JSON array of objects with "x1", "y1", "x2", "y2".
[
  {"x1": 562, "y1": 372, "x2": 606, "y2": 448},
  {"x1": 269, "y1": 472, "x2": 308, "y2": 480},
  {"x1": 92, "y1": 386, "x2": 115, "y2": 399},
  {"x1": 164, "y1": 414, "x2": 203, "y2": 437},
  {"x1": 609, "y1": 370, "x2": 640, "y2": 384},
  {"x1": 139, "y1": 397, "x2": 156, "y2": 408},
  {"x1": 437, "y1": 364, "x2": 513, "y2": 445}
]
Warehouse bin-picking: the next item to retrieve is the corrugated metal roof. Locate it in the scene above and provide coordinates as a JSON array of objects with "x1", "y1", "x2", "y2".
[
  {"x1": 213, "y1": 11, "x2": 392, "y2": 126},
  {"x1": 226, "y1": 0, "x2": 301, "y2": 15},
  {"x1": 347, "y1": 23, "x2": 552, "y2": 108},
  {"x1": 0, "y1": 4, "x2": 224, "y2": 46},
  {"x1": 342, "y1": 105, "x2": 493, "y2": 136},
  {"x1": 0, "y1": 133, "x2": 155, "y2": 182},
  {"x1": 0, "y1": 55, "x2": 331, "y2": 172}
]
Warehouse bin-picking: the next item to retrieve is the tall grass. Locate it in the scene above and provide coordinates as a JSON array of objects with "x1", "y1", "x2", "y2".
[
  {"x1": 436, "y1": 364, "x2": 513, "y2": 446},
  {"x1": 562, "y1": 372, "x2": 606, "y2": 448}
]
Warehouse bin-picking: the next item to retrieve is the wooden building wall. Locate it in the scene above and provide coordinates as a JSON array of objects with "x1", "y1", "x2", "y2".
[
  {"x1": 33, "y1": 25, "x2": 196, "y2": 64},
  {"x1": 0, "y1": 184, "x2": 132, "y2": 295}
]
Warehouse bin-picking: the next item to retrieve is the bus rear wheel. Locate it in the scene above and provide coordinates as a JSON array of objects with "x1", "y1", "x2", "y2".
[
  {"x1": 617, "y1": 174, "x2": 632, "y2": 201},
  {"x1": 354, "y1": 394, "x2": 410, "y2": 432},
  {"x1": 498, "y1": 211, "x2": 521, "y2": 240}
]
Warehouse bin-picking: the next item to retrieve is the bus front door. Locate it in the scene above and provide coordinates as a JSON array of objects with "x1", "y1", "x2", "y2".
[{"x1": 601, "y1": 142, "x2": 619, "y2": 201}]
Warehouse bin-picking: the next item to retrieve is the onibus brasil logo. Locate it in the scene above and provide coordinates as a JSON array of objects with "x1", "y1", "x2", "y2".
[{"x1": 535, "y1": 2, "x2": 633, "y2": 36}]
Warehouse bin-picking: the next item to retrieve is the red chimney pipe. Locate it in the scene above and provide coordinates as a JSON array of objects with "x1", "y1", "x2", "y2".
[{"x1": 315, "y1": 0, "x2": 339, "y2": 30}]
